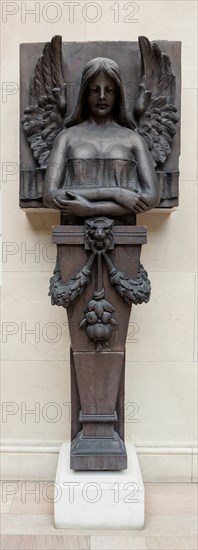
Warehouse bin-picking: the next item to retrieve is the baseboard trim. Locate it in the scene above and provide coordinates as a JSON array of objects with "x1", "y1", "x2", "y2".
[{"x1": 1, "y1": 443, "x2": 197, "y2": 482}]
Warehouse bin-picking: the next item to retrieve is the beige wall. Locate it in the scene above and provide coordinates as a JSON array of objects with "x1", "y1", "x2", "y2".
[{"x1": 1, "y1": 0, "x2": 197, "y2": 481}]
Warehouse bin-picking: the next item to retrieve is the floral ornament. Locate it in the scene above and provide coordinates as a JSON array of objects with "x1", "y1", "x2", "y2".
[
  {"x1": 79, "y1": 289, "x2": 118, "y2": 352},
  {"x1": 49, "y1": 253, "x2": 95, "y2": 308},
  {"x1": 103, "y1": 253, "x2": 151, "y2": 305},
  {"x1": 109, "y1": 263, "x2": 151, "y2": 305}
]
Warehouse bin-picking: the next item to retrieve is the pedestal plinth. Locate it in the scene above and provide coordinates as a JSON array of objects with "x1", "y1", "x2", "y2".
[
  {"x1": 51, "y1": 223, "x2": 149, "y2": 471},
  {"x1": 54, "y1": 443, "x2": 145, "y2": 529}
]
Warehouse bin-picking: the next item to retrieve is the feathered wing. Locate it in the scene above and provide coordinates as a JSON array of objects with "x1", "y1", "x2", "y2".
[
  {"x1": 134, "y1": 36, "x2": 179, "y2": 166},
  {"x1": 21, "y1": 35, "x2": 67, "y2": 168}
]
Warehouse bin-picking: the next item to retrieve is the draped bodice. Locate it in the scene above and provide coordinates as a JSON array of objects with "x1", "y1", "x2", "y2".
[{"x1": 63, "y1": 157, "x2": 139, "y2": 192}]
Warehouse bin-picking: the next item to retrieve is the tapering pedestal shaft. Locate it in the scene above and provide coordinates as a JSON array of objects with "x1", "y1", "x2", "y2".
[{"x1": 52, "y1": 222, "x2": 147, "y2": 470}]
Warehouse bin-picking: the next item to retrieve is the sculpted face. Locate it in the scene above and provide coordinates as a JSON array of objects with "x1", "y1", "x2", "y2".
[{"x1": 87, "y1": 72, "x2": 117, "y2": 121}]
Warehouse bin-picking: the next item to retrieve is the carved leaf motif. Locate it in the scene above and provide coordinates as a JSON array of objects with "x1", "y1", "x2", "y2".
[
  {"x1": 134, "y1": 36, "x2": 179, "y2": 167},
  {"x1": 100, "y1": 300, "x2": 114, "y2": 313},
  {"x1": 109, "y1": 262, "x2": 151, "y2": 305},
  {"x1": 21, "y1": 35, "x2": 67, "y2": 169},
  {"x1": 94, "y1": 302, "x2": 104, "y2": 318},
  {"x1": 49, "y1": 257, "x2": 94, "y2": 308}
]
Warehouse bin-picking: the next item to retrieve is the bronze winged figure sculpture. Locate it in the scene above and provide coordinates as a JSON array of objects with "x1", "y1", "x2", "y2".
[
  {"x1": 21, "y1": 36, "x2": 180, "y2": 472},
  {"x1": 22, "y1": 35, "x2": 179, "y2": 218}
]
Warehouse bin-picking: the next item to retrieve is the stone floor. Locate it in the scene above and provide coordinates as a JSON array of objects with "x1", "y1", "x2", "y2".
[{"x1": 1, "y1": 483, "x2": 197, "y2": 549}]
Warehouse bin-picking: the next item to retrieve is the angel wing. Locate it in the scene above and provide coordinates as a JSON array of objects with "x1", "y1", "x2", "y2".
[
  {"x1": 134, "y1": 36, "x2": 179, "y2": 166},
  {"x1": 21, "y1": 35, "x2": 67, "y2": 169}
]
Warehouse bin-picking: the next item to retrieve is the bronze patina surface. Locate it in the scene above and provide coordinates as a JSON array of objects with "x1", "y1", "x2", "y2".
[{"x1": 21, "y1": 36, "x2": 180, "y2": 470}]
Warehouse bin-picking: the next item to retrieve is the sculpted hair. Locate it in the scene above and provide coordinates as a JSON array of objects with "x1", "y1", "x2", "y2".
[{"x1": 65, "y1": 57, "x2": 136, "y2": 130}]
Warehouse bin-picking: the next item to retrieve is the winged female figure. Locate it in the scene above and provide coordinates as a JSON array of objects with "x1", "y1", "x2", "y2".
[{"x1": 22, "y1": 35, "x2": 179, "y2": 221}]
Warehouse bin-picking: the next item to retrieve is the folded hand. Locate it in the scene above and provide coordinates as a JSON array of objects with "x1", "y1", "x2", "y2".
[{"x1": 53, "y1": 191, "x2": 94, "y2": 216}]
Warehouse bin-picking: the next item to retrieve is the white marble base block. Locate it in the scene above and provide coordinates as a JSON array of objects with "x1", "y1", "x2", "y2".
[{"x1": 54, "y1": 443, "x2": 145, "y2": 529}]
